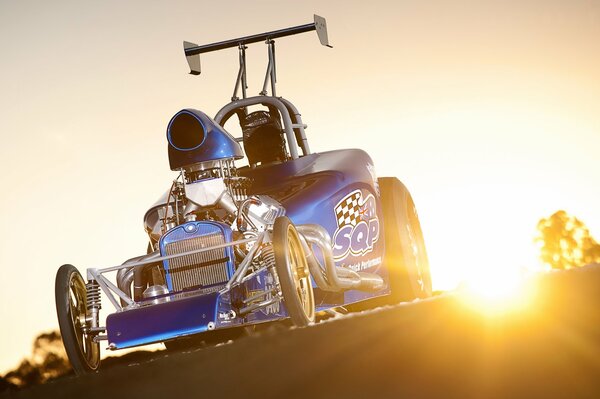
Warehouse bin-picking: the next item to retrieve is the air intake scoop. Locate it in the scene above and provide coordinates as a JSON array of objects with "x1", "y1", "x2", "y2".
[{"x1": 167, "y1": 109, "x2": 243, "y2": 170}]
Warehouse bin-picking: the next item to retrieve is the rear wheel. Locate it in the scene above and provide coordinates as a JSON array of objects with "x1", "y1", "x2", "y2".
[
  {"x1": 380, "y1": 177, "x2": 432, "y2": 302},
  {"x1": 272, "y1": 216, "x2": 315, "y2": 327},
  {"x1": 55, "y1": 264, "x2": 100, "y2": 375}
]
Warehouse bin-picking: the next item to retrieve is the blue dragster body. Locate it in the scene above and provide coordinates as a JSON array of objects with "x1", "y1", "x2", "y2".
[{"x1": 106, "y1": 147, "x2": 389, "y2": 349}]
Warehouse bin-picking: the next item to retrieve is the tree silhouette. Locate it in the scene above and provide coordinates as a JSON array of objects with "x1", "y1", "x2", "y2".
[
  {"x1": 2, "y1": 331, "x2": 70, "y2": 389},
  {"x1": 536, "y1": 210, "x2": 600, "y2": 269}
]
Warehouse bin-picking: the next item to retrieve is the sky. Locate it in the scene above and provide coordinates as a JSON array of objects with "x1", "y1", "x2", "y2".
[{"x1": 1, "y1": 0, "x2": 600, "y2": 373}]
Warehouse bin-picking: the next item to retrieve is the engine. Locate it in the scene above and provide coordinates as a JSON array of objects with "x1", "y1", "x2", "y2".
[{"x1": 134, "y1": 109, "x2": 285, "y2": 299}]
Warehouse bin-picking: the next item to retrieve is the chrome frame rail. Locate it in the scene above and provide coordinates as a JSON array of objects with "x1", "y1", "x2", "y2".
[{"x1": 86, "y1": 232, "x2": 267, "y2": 312}]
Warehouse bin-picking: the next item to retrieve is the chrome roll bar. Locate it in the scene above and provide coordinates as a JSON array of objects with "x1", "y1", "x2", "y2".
[{"x1": 214, "y1": 95, "x2": 310, "y2": 159}]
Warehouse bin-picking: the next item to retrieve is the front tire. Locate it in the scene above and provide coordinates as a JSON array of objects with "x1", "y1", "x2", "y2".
[
  {"x1": 380, "y1": 177, "x2": 432, "y2": 302},
  {"x1": 272, "y1": 216, "x2": 315, "y2": 327},
  {"x1": 55, "y1": 264, "x2": 100, "y2": 375}
]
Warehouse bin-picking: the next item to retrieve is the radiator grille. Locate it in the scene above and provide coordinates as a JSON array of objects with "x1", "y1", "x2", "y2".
[{"x1": 164, "y1": 233, "x2": 229, "y2": 292}]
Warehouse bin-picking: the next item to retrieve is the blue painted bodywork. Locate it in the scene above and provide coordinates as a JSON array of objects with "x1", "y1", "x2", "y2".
[
  {"x1": 239, "y1": 149, "x2": 389, "y2": 307},
  {"x1": 106, "y1": 135, "x2": 392, "y2": 349},
  {"x1": 107, "y1": 291, "x2": 222, "y2": 348},
  {"x1": 107, "y1": 263, "x2": 289, "y2": 349}
]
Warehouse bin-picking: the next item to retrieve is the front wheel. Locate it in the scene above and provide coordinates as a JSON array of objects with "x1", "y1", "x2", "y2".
[
  {"x1": 55, "y1": 264, "x2": 100, "y2": 375},
  {"x1": 272, "y1": 216, "x2": 315, "y2": 327}
]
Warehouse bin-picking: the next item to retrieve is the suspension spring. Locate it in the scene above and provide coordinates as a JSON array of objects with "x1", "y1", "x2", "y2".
[
  {"x1": 86, "y1": 280, "x2": 102, "y2": 311},
  {"x1": 261, "y1": 244, "x2": 276, "y2": 269}
]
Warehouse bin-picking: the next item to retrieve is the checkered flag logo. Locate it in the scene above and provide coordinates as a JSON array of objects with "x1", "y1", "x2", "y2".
[{"x1": 335, "y1": 190, "x2": 362, "y2": 228}]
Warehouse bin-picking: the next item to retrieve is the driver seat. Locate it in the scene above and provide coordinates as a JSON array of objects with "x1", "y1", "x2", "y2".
[{"x1": 241, "y1": 110, "x2": 287, "y2": 166}]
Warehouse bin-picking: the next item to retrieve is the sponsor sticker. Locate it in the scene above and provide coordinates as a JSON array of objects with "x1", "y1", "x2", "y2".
[{"x1": 332, "y1": 189, "x2": 380, "y2": 261}]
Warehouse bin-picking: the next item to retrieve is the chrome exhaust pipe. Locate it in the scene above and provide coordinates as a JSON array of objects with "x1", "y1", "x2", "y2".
[
  {"x1": 116, "y1": 267, "x2": 134, "y2": 299},
  {"x1": 297, "y1": 233, "x2": 332, "y2": 291},
  {"x1": 116, "y1": 250, "x2": 162, "y2": 302},
  {"x1": 297, "y1": 224, "x2": 383, "y2": 292}
]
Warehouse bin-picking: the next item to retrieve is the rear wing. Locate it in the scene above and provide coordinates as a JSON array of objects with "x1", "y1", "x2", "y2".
[
  {"x1": 183, "y1": 15, "x2": 332, "y2": 156},
  {"x1": 184, "y1": 15, "x2": 331, "y2": 75}
]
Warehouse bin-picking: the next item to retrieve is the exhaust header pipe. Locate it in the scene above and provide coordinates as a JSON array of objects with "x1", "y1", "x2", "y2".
[{"x1": 297, "y1": 224, "x2": 384, "y2": 292}]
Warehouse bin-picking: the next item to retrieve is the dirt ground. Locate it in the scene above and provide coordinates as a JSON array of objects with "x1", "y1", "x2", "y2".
[{"x1": 4, "y1": 265, "x2": 600, "y2": 399}]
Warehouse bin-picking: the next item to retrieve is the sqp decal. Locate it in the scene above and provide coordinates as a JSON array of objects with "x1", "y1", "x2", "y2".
[{"x1": 332, "y1": 190, "x2": 380, "y2": 261}]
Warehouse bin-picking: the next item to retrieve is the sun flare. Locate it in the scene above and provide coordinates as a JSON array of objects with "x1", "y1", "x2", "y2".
[{"x1": 457, "y1": 267, "x2": 537, "y2": 315}]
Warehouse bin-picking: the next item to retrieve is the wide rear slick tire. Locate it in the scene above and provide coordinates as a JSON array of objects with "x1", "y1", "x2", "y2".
[
  {"x1": 380, "y1": 177, "x2": 432, "y2": 303},
  {"x1": 55, "y1": 264, "x2": 100, "y2": 375},
  {"x1": 272, "y1": 216, "x2": 315, "y2": 327}
]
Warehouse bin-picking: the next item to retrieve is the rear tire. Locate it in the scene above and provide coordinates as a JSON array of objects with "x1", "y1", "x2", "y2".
[
  {"x1": 272, "y1": 216, "x2": 315, "y2": 327},
  {"x1": 380, "y1": 177, "x2": 432, "y2": 302},
  {"x1": 55, "y1": 264, "x2": 100, "y2": 375}
]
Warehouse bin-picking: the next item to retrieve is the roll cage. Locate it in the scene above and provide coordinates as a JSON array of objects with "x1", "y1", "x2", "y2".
[{"x1": 215, "y1": 96, "x2": 310, "y2": 161}]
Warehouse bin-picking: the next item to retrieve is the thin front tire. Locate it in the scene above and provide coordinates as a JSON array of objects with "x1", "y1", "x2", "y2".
[{"x1": 55, "y1": 264, "x2": 100, "y2": 375}]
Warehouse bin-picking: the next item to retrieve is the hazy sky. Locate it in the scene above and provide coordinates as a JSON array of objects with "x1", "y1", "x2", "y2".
[{"x1": 1, "y1": 0, "x2": 600, "y2": 373}]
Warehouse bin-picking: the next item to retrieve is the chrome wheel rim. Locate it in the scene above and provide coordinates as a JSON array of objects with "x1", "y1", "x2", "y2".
[
  {"x1": 68, "y1": 273, "x2": 100, "y2": 369},
  {"x1": 286, "y1": 225, "x2": 315, "y2": 321}
]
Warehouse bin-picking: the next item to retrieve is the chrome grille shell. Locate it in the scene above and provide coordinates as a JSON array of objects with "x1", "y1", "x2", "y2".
[{"x1": 159, "y1": 221, "x2": 235, "y2": 292}]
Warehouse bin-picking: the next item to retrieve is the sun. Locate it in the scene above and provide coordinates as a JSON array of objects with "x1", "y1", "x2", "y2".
[
  {"x1": 465, "y1": 268, "x2": 523, "y2": 300},
  {"x1": 456, "y1": 265, "x2": 537, "y2": 316}
]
